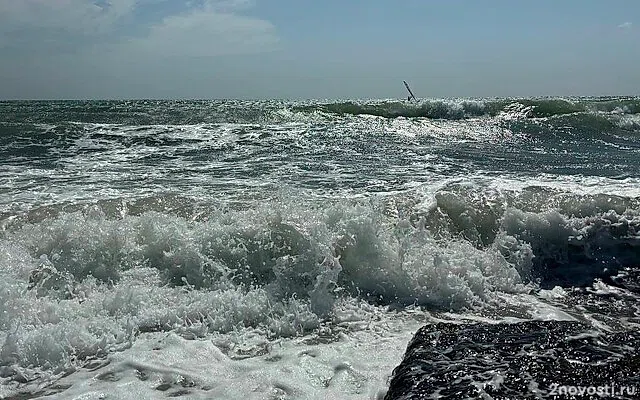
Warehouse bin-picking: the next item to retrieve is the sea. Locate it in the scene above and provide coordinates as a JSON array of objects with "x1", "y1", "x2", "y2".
[{"x1": 0, "y1": 97, "x2": 639, "y2": 399}]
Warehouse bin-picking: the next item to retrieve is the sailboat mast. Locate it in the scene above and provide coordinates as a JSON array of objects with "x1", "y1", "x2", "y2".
[{"x1": 403, "y1": 80, "x2": 417, "y2": 101}]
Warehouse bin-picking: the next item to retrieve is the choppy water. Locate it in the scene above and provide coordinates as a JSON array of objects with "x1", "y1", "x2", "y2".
[{"x1": 0, "y1": 98, "x2": 639, "y2": 399}]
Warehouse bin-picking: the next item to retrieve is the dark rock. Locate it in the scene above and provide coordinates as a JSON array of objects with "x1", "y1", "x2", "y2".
[{"x1": 385, "y1": 320, "x2": 640, "y2": 399}]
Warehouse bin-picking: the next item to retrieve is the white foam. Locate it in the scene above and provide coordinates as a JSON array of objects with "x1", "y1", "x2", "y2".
[
  {"x1": 6, "y1": 309, "x2": 421, "y2": 400},
  {"x1": 0, "y1": 197, "x2": 542, "y2": 386},
  {"x1": 1, "y1": 177, "x2": 638, "y2": 397}
]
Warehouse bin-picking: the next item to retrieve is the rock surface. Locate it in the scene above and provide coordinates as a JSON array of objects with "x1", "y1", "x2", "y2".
[{"x1": 385, "y1": 320, "x2": 640, "y2": 399}]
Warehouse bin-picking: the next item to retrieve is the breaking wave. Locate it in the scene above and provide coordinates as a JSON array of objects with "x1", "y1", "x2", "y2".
[
  {"x1": 2, "y1": 97, "x2": 640, "y2": 126},
  {"x1": 309, "y1": 97, "x2": 640, "y2": 118},
  {"x1": 295, "y1": 97, "x2": 640, "y2": 123},
  {"x1": 1, "y1": 184, "x2": 639, "y2": 375}
]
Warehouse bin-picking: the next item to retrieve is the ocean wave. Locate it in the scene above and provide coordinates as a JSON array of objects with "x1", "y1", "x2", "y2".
[
  {"x1": 294, "y1": 97, "x2": 640, "y2": 123},
  {"x1": 1, "y1": 99, "x2": 639, "y2": 159},
  {"x1": 1, "y1": 184, "x2": 639, "y2": 376},
  {"x1": 0, "y1": 202, "x2": 517, "y2": 376},
  {"x1": 2, "y1": 98, "x2": 639, "y2": 126},
  {"x1": 295, "y1": 100, "x2": 488, "y2": 119}
]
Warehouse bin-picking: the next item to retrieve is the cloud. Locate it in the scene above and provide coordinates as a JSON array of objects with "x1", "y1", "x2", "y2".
[
  {"x1": 0, "y1": 0, "x2": 138, "y2": 50},
  {"x1": 120, "y1": 6, "x2": 279, "y2": 57},
  {"x1": 0, "y1": 0, "x2": 136, "y2": 35},
  {"x1": 0, "y1": 0, "x2": 278, "y2": 56},
  {"x1": 618, "y1": 22, "x2": 632, "y2": 29}
]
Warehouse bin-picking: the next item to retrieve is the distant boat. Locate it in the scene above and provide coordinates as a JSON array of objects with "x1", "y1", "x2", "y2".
[{"x1": 403, "y1": 80, "x2": 417, "y2": 101}]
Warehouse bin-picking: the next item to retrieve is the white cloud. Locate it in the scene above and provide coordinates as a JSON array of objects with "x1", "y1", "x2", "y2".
[
  {"x1": 618, "y1": 22, "x2": 632, "y2": 29},
  {"x1": 121, "y1": 9, "x2": 278, "y2": 57},
  {"x1": 0, "y1": 0, "x2": 279, "y2": 98},
  {"x1": 0, "y1": 0, "x2": 278, "y2": 56}
]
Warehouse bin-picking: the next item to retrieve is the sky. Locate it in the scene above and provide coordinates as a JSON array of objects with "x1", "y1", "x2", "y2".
[{"x1": 0, "y1": 0, "x2": 638, "y2": 99}]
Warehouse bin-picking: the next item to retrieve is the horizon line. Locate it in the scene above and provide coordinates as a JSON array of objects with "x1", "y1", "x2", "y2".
[{"x1": 1, "y1": 94, "x2": 638, "y2": 102}]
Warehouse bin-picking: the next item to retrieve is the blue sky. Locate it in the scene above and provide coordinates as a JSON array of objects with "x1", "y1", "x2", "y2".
[{"x1": 0, "y1": 0, "x2": 638, "y2": 99}]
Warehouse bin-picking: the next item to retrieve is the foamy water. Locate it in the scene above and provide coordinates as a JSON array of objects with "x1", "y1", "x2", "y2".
[{"x1": 1, "y1": 98, "x2": 639, "y2": 399}]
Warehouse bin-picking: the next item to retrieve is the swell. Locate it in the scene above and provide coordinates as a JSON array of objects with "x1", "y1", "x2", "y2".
[
  {"x1": 296, "y1": 100, "x2": 488, "y2": 119},
  {"x1": 294, "y1": 97, "x2": 640, "y2": 120},
  {"x1": 0, "y1": 100, "x2": 293, "y2": 125},
  {"x1": 1, "y1": 99, "x2": 639, "y2": 156},
  {"x1": 2, "y1": 98, "x2": 640, "y2": 126}
]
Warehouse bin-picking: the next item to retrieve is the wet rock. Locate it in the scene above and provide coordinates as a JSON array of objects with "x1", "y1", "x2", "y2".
[{"x1": 385, "y1": 320, "x2": 640, "y2": 399}]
